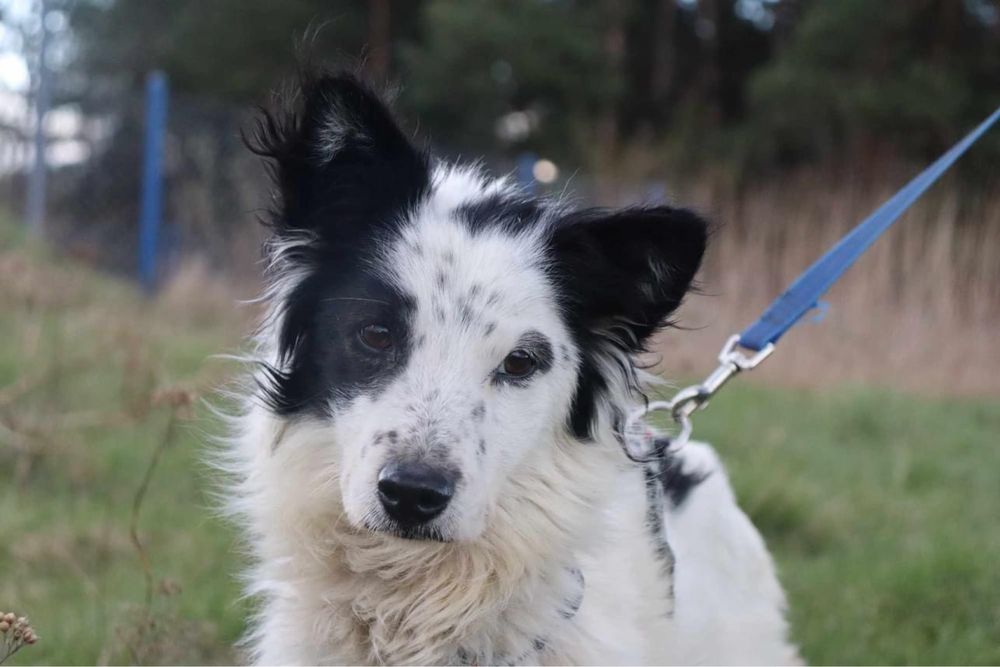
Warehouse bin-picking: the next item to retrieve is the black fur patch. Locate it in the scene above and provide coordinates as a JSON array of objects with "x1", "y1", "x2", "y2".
[
  {"x1": 660, "y1": 447, "x2": 710, "y2": 509},
  {"x1": 455, "y1": 193, "x2": 547, "y2": 235},
  {"x1": 548, "y1": 207, "x2": 707, "y2": 440},
  {"x1": 246, "y1": 72, "x2": 431, "y2": 415},
  {"x1": 260, "y1": 268, "x2": 416, "y2": 416}
]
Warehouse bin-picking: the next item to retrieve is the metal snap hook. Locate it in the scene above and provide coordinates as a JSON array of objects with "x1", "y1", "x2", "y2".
[{"x1": 621, "y1": 335, "x2": 774, "y2": 462}]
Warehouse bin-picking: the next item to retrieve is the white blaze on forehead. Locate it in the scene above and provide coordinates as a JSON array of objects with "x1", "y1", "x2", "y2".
[{"x1": 376, "y1": 165, "x2": 564, "y2": 353}]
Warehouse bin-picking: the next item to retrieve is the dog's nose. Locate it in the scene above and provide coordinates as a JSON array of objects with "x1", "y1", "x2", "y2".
[{"x1": 377, "y1": 462, "x2": 457, "y2": 526}]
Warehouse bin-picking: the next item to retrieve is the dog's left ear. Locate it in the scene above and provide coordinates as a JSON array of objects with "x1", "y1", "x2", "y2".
[{"x1": 550, "y1": 206, "x2": 708, "y2": 349}]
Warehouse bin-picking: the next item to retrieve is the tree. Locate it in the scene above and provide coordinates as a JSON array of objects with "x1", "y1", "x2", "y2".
[
  {"x1": 743, "y1": 0, "x2": 1000, "y2": 169},
  {"x1": 396, "y1": 0, "x2": 617, "y2": 161}
]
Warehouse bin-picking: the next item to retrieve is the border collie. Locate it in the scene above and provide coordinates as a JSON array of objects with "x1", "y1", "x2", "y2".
[{"x1": 220, "y1": 72, "x2": 799, "y2": 665}]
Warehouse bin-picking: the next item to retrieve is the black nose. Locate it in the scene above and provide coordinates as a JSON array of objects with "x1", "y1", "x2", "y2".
[{"x1": 377, "y1": 462, "x2": 457, "y2": 527}]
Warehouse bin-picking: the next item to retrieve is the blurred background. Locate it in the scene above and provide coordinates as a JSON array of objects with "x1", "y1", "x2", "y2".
[{"x1": 0, "y1": 0, "x2": 998, "y2": 664}]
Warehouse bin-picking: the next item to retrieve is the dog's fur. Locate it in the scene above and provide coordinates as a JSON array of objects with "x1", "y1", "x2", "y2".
[{"x1": 219, "y1": 73, "x2": 799, "y2": 665}]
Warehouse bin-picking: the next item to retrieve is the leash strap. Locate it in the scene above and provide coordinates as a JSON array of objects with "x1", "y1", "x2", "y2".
[
  {"x1": 740, "y1": 105, "x2": 1000, "y2": 352},
  {"x1": 623, "y1": 106, "x2": 1000, "y2": 461}
]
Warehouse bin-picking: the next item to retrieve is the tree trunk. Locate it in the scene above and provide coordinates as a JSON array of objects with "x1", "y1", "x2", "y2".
[
  {"x1": 595, "y1": 0, "x2": 626, "y2": 203},
  {"x1": 366, "y1": 0, "x2": 392, "y2": 81},
  {"x1": 649, "y1": 0, "x2": 676, "y2": 119}
]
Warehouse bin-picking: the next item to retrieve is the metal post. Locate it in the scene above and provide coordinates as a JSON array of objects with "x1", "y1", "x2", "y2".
[
  {"x1": 138, "y1": 71, "x2": 168, "y2": 293},
  {"x1": 516, "y1": 151, "x2": 537, "y2": 195},
  {"x1": 25, "y1": 0, "x2": 51, "y2": 237}
]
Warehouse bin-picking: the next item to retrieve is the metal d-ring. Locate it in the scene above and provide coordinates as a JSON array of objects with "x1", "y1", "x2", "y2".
[{"x1": 622, "y1": 335, "x2": 774, "y2": 460}]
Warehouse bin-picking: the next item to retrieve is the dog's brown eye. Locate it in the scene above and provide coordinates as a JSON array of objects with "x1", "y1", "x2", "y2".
[
  {"x1": 360, "y1": 324, "x2": 393, "y2": 351},
  {"x1": 502, "y1": 349, "x2": 536, "y2": 378}
]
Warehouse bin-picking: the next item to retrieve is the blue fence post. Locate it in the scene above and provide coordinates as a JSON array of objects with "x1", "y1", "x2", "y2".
[
  {"x1": 516, "y1": 151, "x2": 537, "y2": 195},
  {"x1": 25, "y1": 0, "x2": 52, "y2": 238},
  {"x1": 138, "y1": 71, "x2": 168, "y2": 293}
]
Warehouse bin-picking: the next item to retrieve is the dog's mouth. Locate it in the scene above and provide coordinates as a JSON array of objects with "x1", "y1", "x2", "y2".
[{"x1": 363, "y1": 520, "x2": 451, "y2": 543}]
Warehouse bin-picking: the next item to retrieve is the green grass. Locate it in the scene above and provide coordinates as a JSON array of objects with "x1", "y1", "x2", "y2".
[
  {"x1": 0, "y1": 229, "x2": 247, "y2": 664},
  {"x1": 1, "y1": 230, "x2": 998, "y2": 664},
  {"x1": 695, "y1": 386, "x2": 1000, "y2": 664}
]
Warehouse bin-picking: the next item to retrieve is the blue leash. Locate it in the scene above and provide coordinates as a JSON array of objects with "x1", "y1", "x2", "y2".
[
  {"x1": 740, "y1": 106, "x2": 1000, "y2": 352},
  {"x1": 624, "y1": 106, "x2": 1000, "y2": 461}
]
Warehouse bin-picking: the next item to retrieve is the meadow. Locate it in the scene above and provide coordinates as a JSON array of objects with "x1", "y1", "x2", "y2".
[{"x1": 1, "y1": 223, "x2": 999, "y2": 665}]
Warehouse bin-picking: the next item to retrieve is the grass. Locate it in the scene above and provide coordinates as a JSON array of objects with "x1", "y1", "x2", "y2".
[
  {"x1": 694, "y1": 385, "x2": 1000, "y2": 664},
  {"x1": 0, "y1": 224, "x2": 248, "y2": 665},
  {"x1": 1, "y1": 225, "x2": 998, "y2": 664}
]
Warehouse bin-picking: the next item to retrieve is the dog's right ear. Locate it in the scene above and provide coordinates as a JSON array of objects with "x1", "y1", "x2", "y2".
[{"x1": 247, "y1": 72, "x2": 430, "y2": 244}]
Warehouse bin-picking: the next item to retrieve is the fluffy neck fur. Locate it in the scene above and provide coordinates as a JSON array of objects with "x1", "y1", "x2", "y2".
[{"x1": 225, "y1": 400, "x2": 626, "y2": 665}]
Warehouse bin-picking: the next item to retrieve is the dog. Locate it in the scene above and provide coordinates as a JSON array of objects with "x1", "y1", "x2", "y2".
[{"x1": 219, "y1": 72, "x2": 799, "y2": 665}]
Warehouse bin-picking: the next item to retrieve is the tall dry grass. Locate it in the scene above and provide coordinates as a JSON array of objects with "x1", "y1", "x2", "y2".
[
  {"x1": 153, "y1": 168, "x2": 1000, "y2": 397},
  {"x1": 647, "y1": 170, "x2": 1000, "y2": 396},
  {"x1": 0, "y1": 237, "x2": 246, "y2": 664}
]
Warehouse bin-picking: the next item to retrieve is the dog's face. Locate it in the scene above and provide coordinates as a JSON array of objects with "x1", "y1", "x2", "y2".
[{"x1": 250, "y1": 75, "x2": 706, "y2": 542}]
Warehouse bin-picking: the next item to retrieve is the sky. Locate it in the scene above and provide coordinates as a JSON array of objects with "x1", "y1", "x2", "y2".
[
  {"x1": 0, "y1": 0, "x2": 36, "y2": 92},
  {"x1": 0, "y1": 0, "x2": 89, "y2": 170}
]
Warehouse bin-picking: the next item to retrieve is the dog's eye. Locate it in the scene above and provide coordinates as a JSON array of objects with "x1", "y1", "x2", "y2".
[
  {"x1": 359, "y1": 324, "x2": 393, "y2": 351},
  {"x1": 501, "y1": 349, "x2": 536, "y2": 378}
]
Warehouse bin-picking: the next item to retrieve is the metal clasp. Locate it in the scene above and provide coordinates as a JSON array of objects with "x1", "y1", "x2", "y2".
[{"x1": 623, "y1": 335, "x2": 774, "y2": 461}]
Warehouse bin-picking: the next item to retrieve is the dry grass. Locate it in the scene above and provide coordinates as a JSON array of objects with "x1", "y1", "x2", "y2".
[
  {"x1": 0, "y1": 229, "x2": 248, "y2": 664},
  {"x1": 641, "y1": 171, "x2": 1000, "y2": 396},
  {"x1": 157, "y1": 257, "x2": 262, "y2": 329}
]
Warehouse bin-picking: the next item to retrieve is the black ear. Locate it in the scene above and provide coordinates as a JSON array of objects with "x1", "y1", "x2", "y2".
[
  {"x1": 550, "y1": 206, "x2": 708, "y2": 351},
  {"x1": 550, "y1": 206, "x2": 707, "y2": 440},
  {"x1": 247, "y1": 72, "x2": 430, "y2": 244}
]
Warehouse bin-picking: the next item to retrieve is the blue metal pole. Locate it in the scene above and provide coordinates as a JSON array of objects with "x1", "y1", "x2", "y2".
[
  {"x1": 516, "y1": 151, "x2": 537, "y2": 195},
  {"x1": 138, "y1": 71, "x2": 168, "y2": 293},
  {"x1": 25, "y1": 0, "x2": 51, "y2": 237}
]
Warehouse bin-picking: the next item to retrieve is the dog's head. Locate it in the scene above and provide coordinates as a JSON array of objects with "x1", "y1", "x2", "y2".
[{"x1": 249, "y1": 74, "x2": 706, "y2": 543}]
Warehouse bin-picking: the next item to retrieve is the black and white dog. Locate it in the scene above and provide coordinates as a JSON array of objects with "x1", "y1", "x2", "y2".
[{"x1": 221, "y1": 73, "x2": 798, "y2": 665}]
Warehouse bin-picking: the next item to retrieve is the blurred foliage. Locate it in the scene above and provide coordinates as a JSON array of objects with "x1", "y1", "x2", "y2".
[
  {"x1": 68, "y1": 0, "x2": 366, "y2": 102},
  {"x1": 61, "y1": 0, "x2": 1000, "y2": 173},
  {"x1": 740, "y1": 0, "x2": 1000, "y2": 173},
  {"x1": 397, "y1": 0, "x2": 617, "y2": 160}
]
